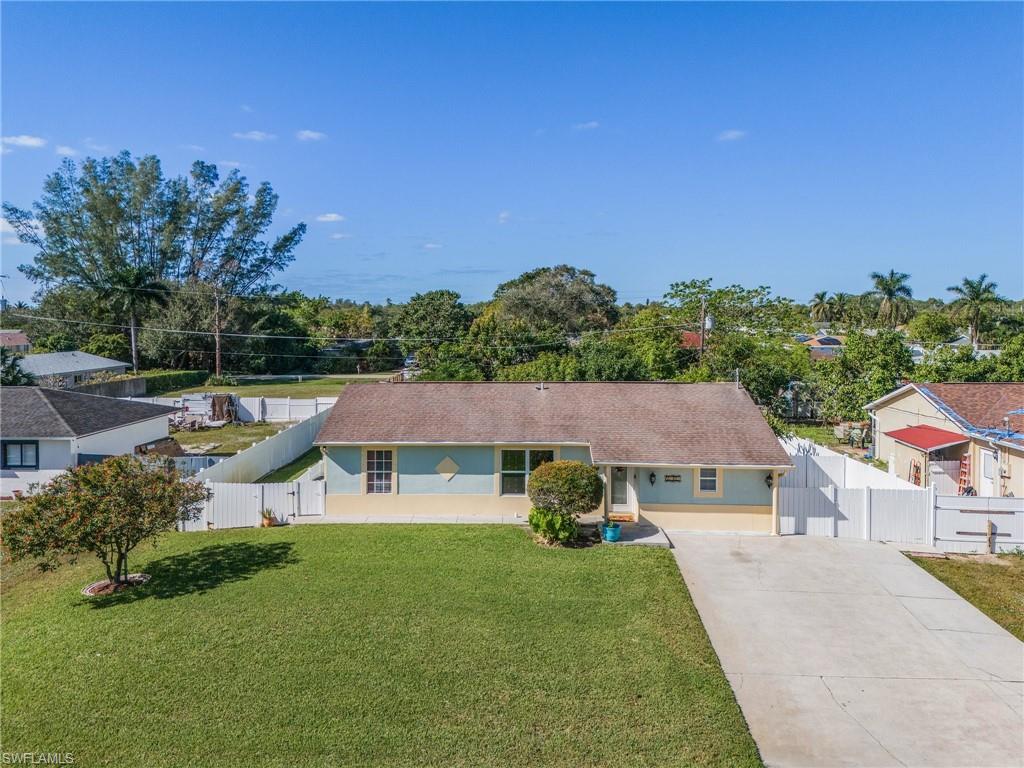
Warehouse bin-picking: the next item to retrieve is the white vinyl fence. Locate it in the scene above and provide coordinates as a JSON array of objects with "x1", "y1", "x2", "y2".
[
  {"x1": 779, "y1": 438, "x2": 1023, "y2": 553},
  {"x1": 934, "y1": 495, "x2": 1024, "y2": 554},
  {"x1": 194, "y1": 408, "x2": 331, "y2": 484},
  {"x1": 180, "y1": 479, "x2": 325, "y2": 531},
  {"x1": 123, "y1": 395, "x2": 337, "y2": 423}
]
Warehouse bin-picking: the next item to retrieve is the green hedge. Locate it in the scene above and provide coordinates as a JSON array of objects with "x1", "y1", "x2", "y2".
[{"x1": 141, "y1": 370, "x2": 208, "y2": 396}]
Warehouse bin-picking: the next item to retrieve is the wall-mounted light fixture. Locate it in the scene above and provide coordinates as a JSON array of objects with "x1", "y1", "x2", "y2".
[
  {"x1": 649, "y1": 472, "x2": 657, "y2": 486},
  {"x1": 764, "y1": 473, "x2": 774, "y2": 489}
]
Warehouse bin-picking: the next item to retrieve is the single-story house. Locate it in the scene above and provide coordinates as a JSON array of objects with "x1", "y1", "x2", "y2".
[
  {"x1": 314, "y1": 381, "x2": 793, "y2": 533},
  {"x1": 0, "y1": 329, "x2": 31, "y2": 353},
  {"x1": 18, "y1": 351, "x2": 128, "y2": 388},
  {"x1": 866, "y1": 382, "x2": 1024, "y2": 497},
  {"x1": 0, "y1": 387, "x2": 178, "y2": 496}
]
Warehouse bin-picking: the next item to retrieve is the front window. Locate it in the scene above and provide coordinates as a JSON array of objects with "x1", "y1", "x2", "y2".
[
  {"x1": 501, "y1": 449, "x2": 555, "y2": 495},
  {"x1": 698, "y1": 467, "x2": 718, "y2": 493},
  {"x1": 3, "y1": 441, "x2": 38, "y2": 469},
  {"x1": 366, "y1": 450, "x2": 393, "y2": 494}
]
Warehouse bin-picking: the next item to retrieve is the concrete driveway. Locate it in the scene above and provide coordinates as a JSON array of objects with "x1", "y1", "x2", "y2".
[{"x1": 669, "y1": 534, "x2": 1023, "y2": 768}]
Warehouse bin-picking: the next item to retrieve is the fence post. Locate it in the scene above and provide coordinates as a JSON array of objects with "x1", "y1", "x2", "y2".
[
  {"x1": 863, "y1": 486, "x2": 872, "y2": 541},
  {"x1": 928, "y1": 482, "x2": 936, "y2": 547},
  {"x1": 286, "y1": 397, "x2": 292, "y2": 422},
  {"x1": 830, "y1": 484, "x2": 838, "y2": 538}
]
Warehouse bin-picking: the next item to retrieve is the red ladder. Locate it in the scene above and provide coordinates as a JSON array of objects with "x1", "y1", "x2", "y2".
[{"x1": 957, "y1": 454, "x2": 972, "y2": 495}]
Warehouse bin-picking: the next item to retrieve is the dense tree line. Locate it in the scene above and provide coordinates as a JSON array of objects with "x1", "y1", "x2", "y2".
[{"x1": 4, "y1": 151, "x2": 1023, "y2": 423}]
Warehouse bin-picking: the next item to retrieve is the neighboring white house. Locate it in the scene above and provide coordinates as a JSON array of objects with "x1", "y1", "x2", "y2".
[
  {"x1": 18, "y1": 351, "x2": 128, "y2": 388},
  {"x1": 0, "y1": 387, "x2": 178, "y2": 497}
]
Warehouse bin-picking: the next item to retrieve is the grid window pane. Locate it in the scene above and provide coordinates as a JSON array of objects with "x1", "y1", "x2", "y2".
[
  {"x1": 501, "y1": 473, "x2": 526, "y2": 495},
  {"x1": 501, "y1": 450, "x2": 526, "y2": 472},
  {"x1": 529, "y1": 450, "x2": 554, "y2": 471},
  {"x1": 366, "y1": 450, "x2": 393, "y2": 494},
  {"x1": 5, "y1": 444, "x2": 22, "y2": 467},
  {"x1": 699, "y1": 468, "x2": 717, "y2": 492},
  {"x1": 21, "y1": 443, "x2": 36, "y2": 466}
]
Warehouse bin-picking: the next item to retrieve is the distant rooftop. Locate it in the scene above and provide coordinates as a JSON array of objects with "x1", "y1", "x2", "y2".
[{"x1": 18, "y1": 351, "x2": 128, "y2": 377}]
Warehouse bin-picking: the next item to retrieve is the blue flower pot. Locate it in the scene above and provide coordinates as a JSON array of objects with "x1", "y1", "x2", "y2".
[{"x1": 602, "y1": 523, "x2": 622, "y2": 542}]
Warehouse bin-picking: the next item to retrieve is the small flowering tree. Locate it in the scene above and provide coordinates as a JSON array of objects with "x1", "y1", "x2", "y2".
[
  {"x1": 526, "y1": 460, "x2": 605, "y2": 544},
  {"x1": 3, "y1": 456, "x2": 206, "y2": 586}
]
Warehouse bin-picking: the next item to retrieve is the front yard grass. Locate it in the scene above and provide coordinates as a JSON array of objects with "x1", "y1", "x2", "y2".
[
  {"x1": 910, "y1": 552, "x2": 1024, "y2": 641},
  {"x1": 1, "y1": 525, "x2": 761, "y2": 767},
  {"x1": 171, "y1": 421, "x2": 290, "y2": 455}
]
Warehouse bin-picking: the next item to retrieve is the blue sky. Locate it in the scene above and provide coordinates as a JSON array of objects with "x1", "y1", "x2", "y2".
[{"x1": 2, "y1": 2, "x2": 1022, "y2": 305}]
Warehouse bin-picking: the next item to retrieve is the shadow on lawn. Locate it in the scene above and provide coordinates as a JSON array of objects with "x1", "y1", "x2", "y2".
[{"x1": 88, "y1": 541, "x2": 298, "y2": 608}]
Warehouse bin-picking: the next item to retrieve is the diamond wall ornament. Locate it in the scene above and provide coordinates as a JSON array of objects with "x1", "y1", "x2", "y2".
[{"x1": 436, "y1": 456, "x2": 459, "y2": 481}]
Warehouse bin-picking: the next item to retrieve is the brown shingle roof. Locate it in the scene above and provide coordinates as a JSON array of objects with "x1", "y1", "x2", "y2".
[
  {"x1": 919, "y1": 383, "x2": 1024, "y2": 446},
  {"x1": 315, "y1": 381, "x2": 792, "y2": 467}
]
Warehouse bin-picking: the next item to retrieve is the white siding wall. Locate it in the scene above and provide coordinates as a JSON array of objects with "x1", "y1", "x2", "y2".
[
  {"x1": 74, "y1": 416, "x2": 170, "y2": 457},
  {"x1": 37, "y1": 439, "x2": 74, "y2": 470}
]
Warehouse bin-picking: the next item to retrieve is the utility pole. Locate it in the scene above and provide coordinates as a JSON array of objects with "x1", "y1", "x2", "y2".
[{"x1": 698, "y1": 297, "x2": 707, "y2": 361}]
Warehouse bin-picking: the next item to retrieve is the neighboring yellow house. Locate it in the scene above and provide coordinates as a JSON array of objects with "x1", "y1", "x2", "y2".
[{"x1": 866, "y1": 383, "x2": 1024, "y2": 497}]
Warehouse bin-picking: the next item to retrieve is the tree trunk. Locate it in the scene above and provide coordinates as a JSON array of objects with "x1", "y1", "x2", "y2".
[
  {"x1": 114, "y1": 551, "x2": 126, "y2": 584},
  {"x1": 214, "y1": 291, "x2": 222, "y2": 377},
  {"x1": 129, "y1": 311, "x2": 139, "y2": 373}
]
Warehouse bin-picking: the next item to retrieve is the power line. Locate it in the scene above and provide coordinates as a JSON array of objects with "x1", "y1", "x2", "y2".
[{"x1": 5, "y1": 311, "x2": 702, "y2": 349}]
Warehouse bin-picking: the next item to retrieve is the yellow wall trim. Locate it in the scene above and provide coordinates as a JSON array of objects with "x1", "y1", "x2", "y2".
[
  {"x1": 639, "y1": 503, "x2": 772, "y2": 533},
  {"x1": 326, "y1": 493, "x2": 531, "y2": 518}
]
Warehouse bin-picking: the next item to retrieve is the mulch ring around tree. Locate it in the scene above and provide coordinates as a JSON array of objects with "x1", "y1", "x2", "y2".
[{"x1": 81, "y1": 574, "x2": 151, "y2": 596}]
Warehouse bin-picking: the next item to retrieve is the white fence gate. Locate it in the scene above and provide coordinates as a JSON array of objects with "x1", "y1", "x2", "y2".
[
  {"x1": 778, "y1": 486, "x2": 931, "y2": 545},
  {"x1": 180, "y1": 480, "x2": 325, "y2": 531}
]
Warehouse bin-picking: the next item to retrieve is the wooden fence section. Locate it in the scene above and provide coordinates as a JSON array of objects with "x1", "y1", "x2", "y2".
[{"x1": 180, "y1": 480, "x2": 325, "y2": 532}]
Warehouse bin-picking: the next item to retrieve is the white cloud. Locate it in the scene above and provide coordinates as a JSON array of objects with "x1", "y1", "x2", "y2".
[
  {"x1": 3, "y1": 236, "x2": 20, "y2": 246},
  {"x1": 2, "y1": 135, "x2": 46, "y2": 148},
  {"x1": 217, "y1": 160, "x2": 245, "y2": 169},
  {"x1": 716, "y1": 129, "x2": 747, "y2": 142},
  {"x1": 1, "y1": 218, "x2": 15, "y2": 233},
  {"x1": 83, "y1": 137, "x2": 110, "y2": 152},
  {"x1": 497, "y1": 210, "x2": 511, "y2": 224},
  {"x1": 296, "y1": 129, "x2": 327, "y2": 141},
  {"x1": 330, "y1": 233, "x2": 353, "y2": 240},
  {"x1": 572, "y1": 121, "x2": 600, "y2": 132},
  {"x1": 422, "y1": 242, "x2": 442, "y2": 250},
  {"x1": 1, "y1": 147, "x2": 11, "y2": 155},
  {"x1": 181, "y1": 143, "x2": 206, "y2": 152},
  {"x1": 232, "y1": 130, "x2": 276, "y2": 141},
  {"x1": 55, "y1": 145, "x2": 78, "y2": 156},
  {"x1": 316, "y1": 213, "x2": 345, "y2": 222}
]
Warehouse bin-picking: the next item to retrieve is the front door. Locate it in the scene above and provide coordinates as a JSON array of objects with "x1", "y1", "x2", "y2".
[
  {"x1": 980, "y1": 450, "x2": 996, "y2": 496},
  {"x1": 610, "y1": 466, "x2": 632, "y2": 517}
]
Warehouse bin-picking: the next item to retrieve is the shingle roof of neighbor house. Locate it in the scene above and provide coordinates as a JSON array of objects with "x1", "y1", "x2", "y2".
[
  {"x1": 867, "y1": 382, "x2": 1024, "y2": 448},
  {"x1": 18, "y1": 351, "x2": 128, "y2": 377},
  {"x1": 0, "y1": 330, "x2": 31, "y2": 348},
  {"x1": 315, "y1": 381, "x2": 792, "y2": 467},
  {"x1": 0, "y1": 387, "x2": 178, "y2": 439}
]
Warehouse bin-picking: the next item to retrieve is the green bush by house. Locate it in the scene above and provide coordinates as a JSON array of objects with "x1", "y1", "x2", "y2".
[{"x1": 527, "y1": 460, "x2": 605, "y2": 543}]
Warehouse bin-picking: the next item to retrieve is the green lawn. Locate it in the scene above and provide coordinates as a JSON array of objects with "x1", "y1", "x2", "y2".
[
  {"x1": 163, "y1": 374, "x2": 391, "y2": 399},
  {"x1": 1, "y1": 525, "x2": 761, "y2": 767},
  {"x1": 258, "y1": 448, "x2": 322, "y2": 482},
  {"x1": 786, "y1": 424, "x2": 840, "y2": 446},
  {"x1": 910, "y1": 553, "x2": 1024, "y2": 641},
  {"x1": 172, "y1": 421, "x2": 290, "y2": 455}
]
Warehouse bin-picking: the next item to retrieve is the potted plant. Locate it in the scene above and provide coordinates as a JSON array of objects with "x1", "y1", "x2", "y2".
[
  {"x1": 260, "y1": 508, "x2": 276, "y2": 528},
  {"x1": 601, "y1": 518, "x2": 621, "y2": 542}
]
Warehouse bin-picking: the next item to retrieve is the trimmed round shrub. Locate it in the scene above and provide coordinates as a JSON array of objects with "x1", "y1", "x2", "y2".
[{"x1": 526, "y1": 460, "x2": 604, "y2": 543}]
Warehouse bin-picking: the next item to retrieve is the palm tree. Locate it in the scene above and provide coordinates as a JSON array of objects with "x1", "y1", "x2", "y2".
[
  {"x1": 0, "y1": 348, "x2": 35, "y2": 385},
  {"x1": 829, "y1": 292, "x2": 852, "y2": 324},
  {"x1": 947, "y1": 274, "x2": 1007, "y2": 346},
  {"x1": 869, "y1": 270, "x2": 913, "y2": 328},
  {"x1": 91, "y1": 265, "x2": 170, "y2": 372},
  {"x1": 809, "y1": 291, "x2": 831, "y2": 322}
]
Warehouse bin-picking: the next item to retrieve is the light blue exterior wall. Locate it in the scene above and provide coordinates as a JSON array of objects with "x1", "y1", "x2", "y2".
[
  {"x1": 323, "y1": 444, "x2": 593, "y2": 496},
  {"x1": 398, "y1": 446, "x2": 495, "y2": 495},
  {"x1": 324, "y1": 446, "x2": 361, "y2": 495},
  {"x1": 636, "y1": 467, "x2": 772, "y2": 506},
  {"x1": 559, "y1": 446, "x2": 593, "y2": 464}
]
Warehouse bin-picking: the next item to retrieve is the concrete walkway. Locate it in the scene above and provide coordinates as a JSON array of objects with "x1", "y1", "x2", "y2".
[{"x1": 668, "y1": 534, "x2": 1023, "y2": 768}]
